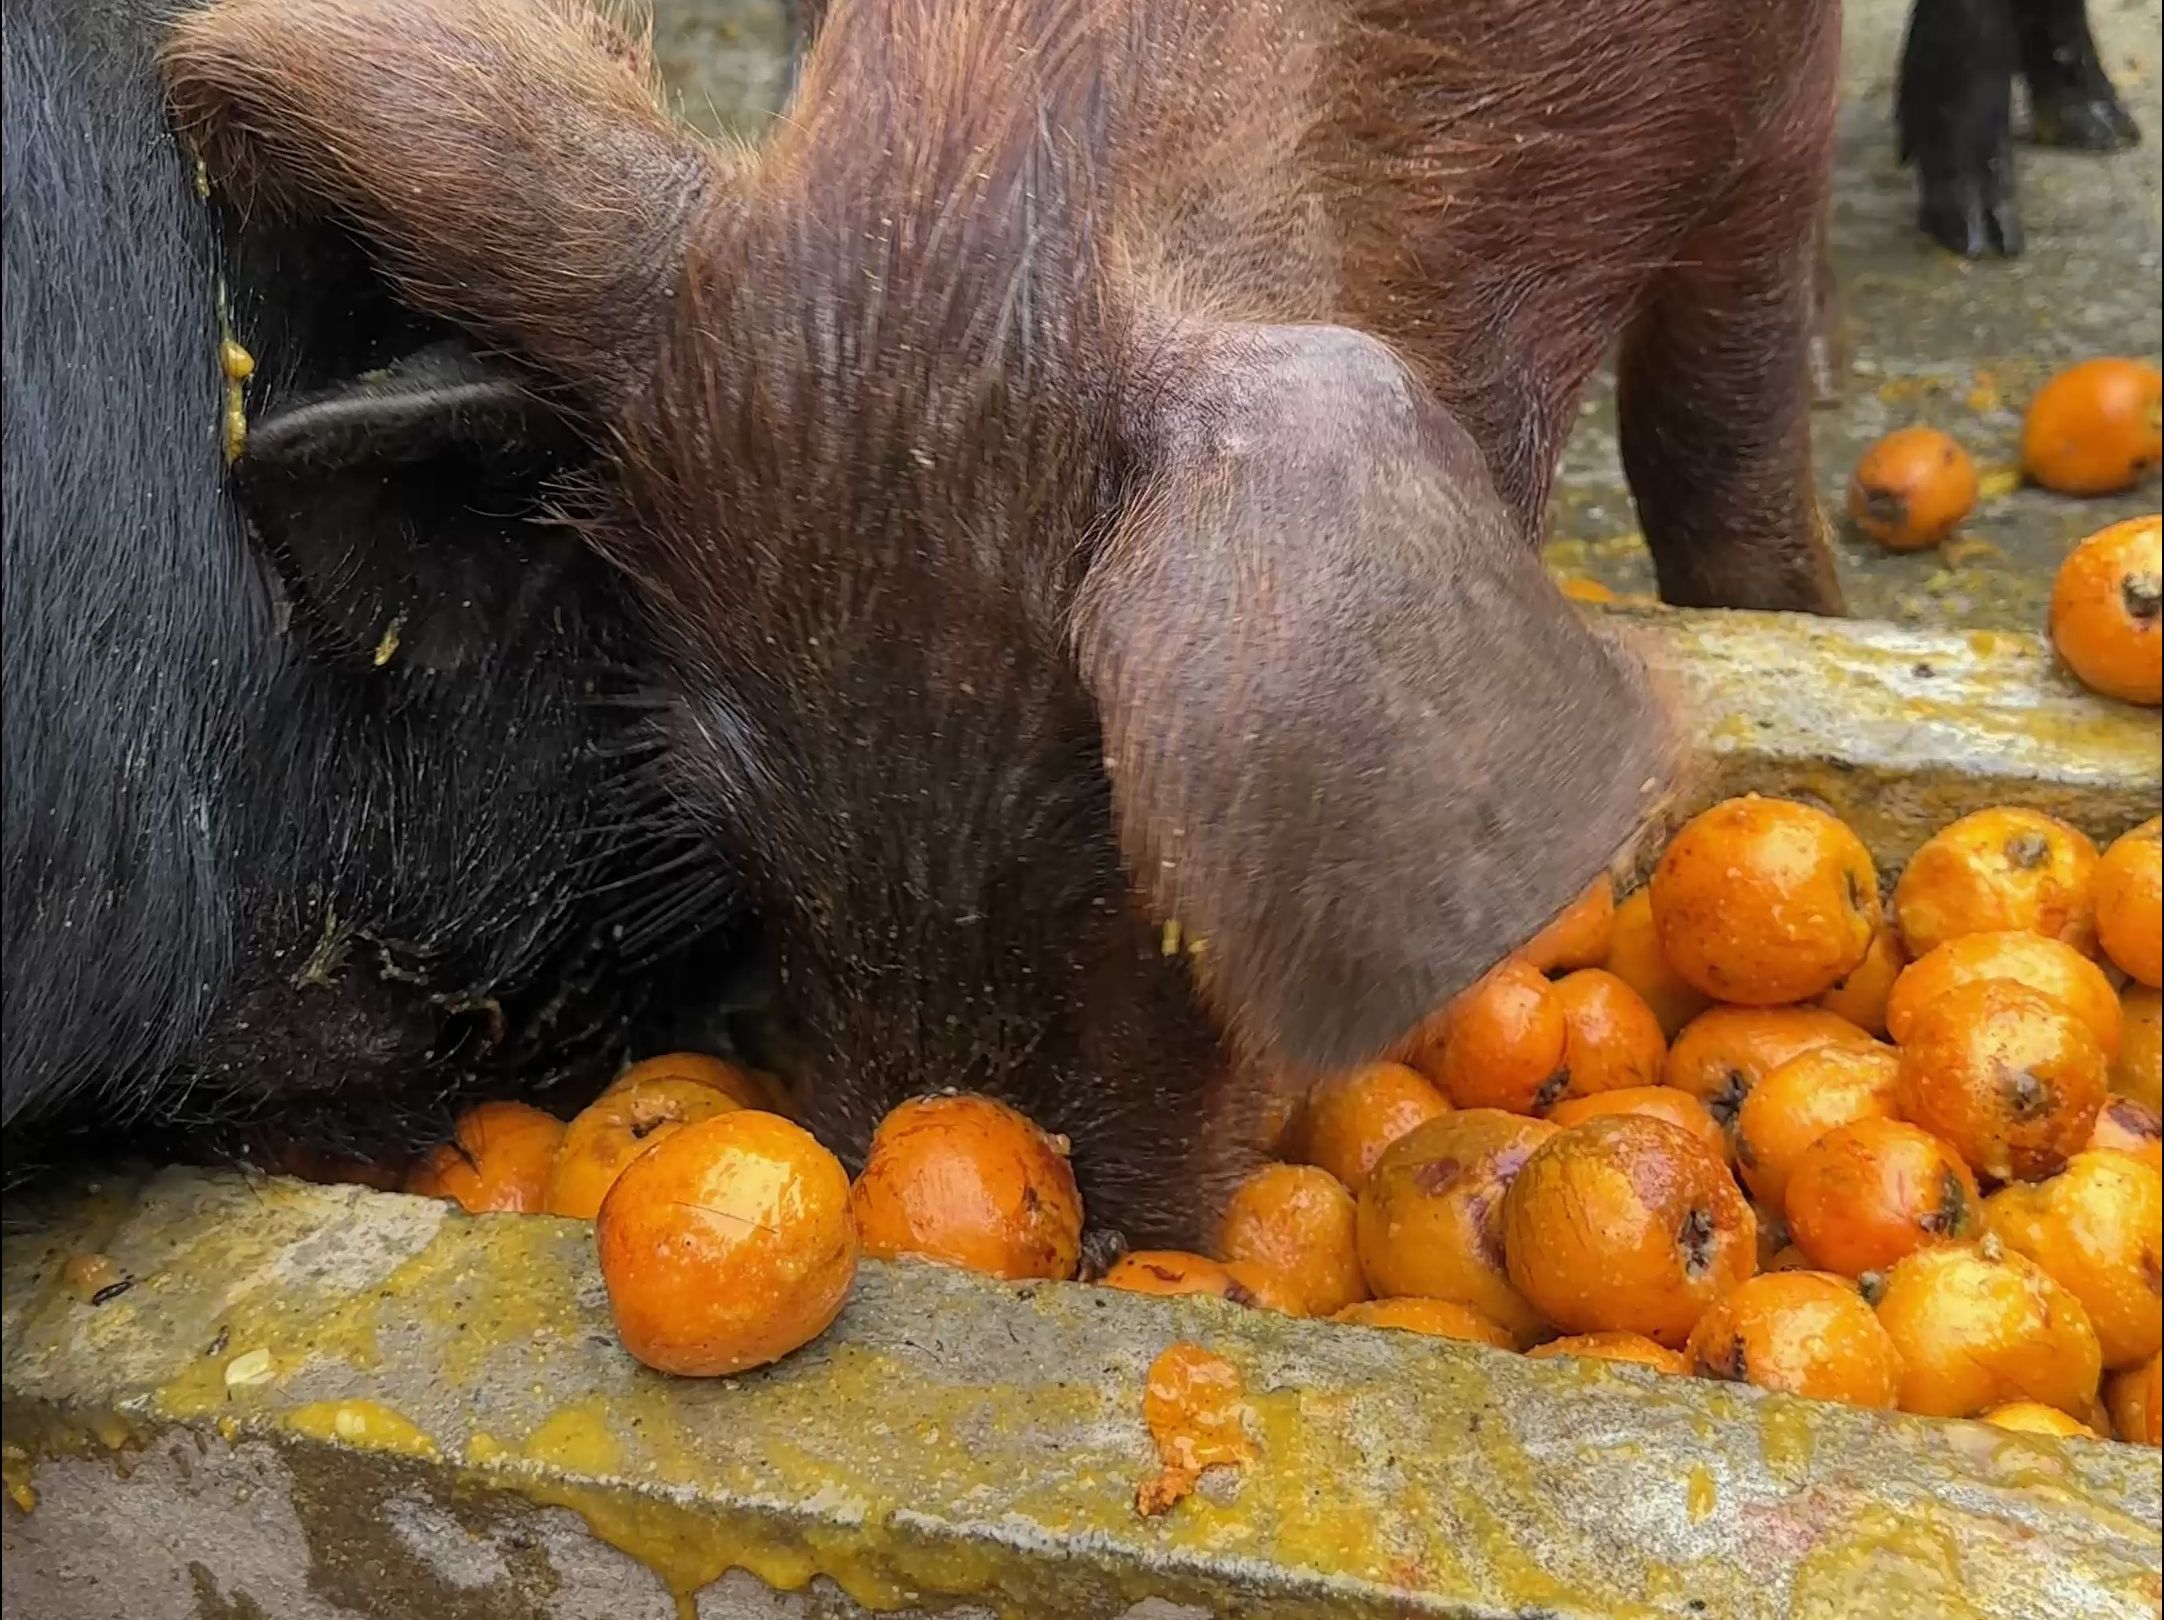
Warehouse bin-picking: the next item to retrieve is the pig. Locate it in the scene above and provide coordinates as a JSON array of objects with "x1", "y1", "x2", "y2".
[
  {"x1": 1898, "y1": 0, "x2": 2143, "y2": 257},
  {"x1": 161, "y1": 0, "x2": 1845, "y2": 1244},
  {"x1": 1, "y1": 0, "x2": 741, "y2": 1188}
]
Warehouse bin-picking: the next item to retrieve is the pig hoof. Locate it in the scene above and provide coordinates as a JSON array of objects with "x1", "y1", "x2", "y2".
[
  {"x1": 1076, "y1": 1226, "x2": 1130, "y2": 1282},
  {"x1": 2030, "y1": 90, "x2": 2142, "y2": 152},
  {"x1": 1918, "y1": 181, "x2": 2024, "y2": 259}
]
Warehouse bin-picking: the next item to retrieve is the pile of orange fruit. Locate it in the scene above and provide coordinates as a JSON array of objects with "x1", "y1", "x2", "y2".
[{"x1": 368, "y1": 796, "x2": 2159, "y2": 1446}]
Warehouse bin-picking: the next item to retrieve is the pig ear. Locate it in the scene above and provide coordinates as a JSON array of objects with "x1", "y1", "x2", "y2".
[{"x1": 1074, "y1": 324, "x2": 1679, "y2": 1071}]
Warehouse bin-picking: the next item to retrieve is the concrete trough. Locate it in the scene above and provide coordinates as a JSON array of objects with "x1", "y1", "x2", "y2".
[{"x1": 4, "y1": 609, "x2": 2161, "y2": 1620}]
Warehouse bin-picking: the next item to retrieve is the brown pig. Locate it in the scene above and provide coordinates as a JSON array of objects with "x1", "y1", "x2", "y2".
[{"x1": 164, "y1": 0, "x2": 1839, "y2": 1243}]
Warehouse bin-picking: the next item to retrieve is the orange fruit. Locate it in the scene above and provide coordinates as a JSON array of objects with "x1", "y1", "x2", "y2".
[
  {"x1": 1663, "y1": 1005, "x2": 1876, "y2": 1134},
  {"x1": 1734, "y1": 1042, "x2": 1904, "y2": 1208},
  {"x1": 1686, "y1": 1270, "x2": 1903, "y2": 1407},
  {"x1": 1557, "y1": 575, "x2": 1619, "y2": 605},
  {"x1": 1892, "y1": 808, "x2": 2101, "y2": 960},
  {"x1": 2090, "y1": 1095, "x2": 2164, "y2": 1173},
  {"x1": 403, "y1": 1100, "x2": 565, "y2": 1214},
  {"x1": 1603, "y1": 888, "x2": 1713, "y2": 1038},
  {"x1": 1847, "y1": 425, "x2": 1978, "y2": 551},
  {"x1": 1985, "y1": 1150, "x2": 2162, "y2": 1368},
  {"x1": 1501, "y1": 1114, "x2": 1756, "y2": 1347},
  {"x1": 2051, "y1": 515, "x2": 2163, "y2": 705},
  {"x1": 1101, "y1": 1250, "x2": 1245, "y2": 1300},
  {"x1": 1884, "y1": 931, "x2": 2121, "y2": 1056},
  {"x1": 1783, "y1": 1118, "x2": 1981, "y2": 1277},
  {"x1": 1356, "y1": 1111, "x2": 1559, "y2": 1346},
  {"x1": 1518, "y1": 876, "x2": 1616, "y2": 974},
  {"x1": 1329, "y1": 1297, "x2": 1515, "y2": 1347},
  {"x1": 595, "y1": 1111, "x2": 857, "y2": 1377},
  {"x1": 1650, "y1": 796, "x2": 1881, "y2": 1006},
  {"x1": 1980, "y1": 1402, "x2": 2099, "y2": 1439},
  {"x1": 2115, "y1": 986, "x2": 2163, "y2": 1110},
  {"x1": 1875, "y1": 1243, "x2": 2102, "y2": 1419},
  {"x1": 1135, "y1": 1342, "x2": 1252, "y2": 1517},
  {"x1": 1896, "y1": 978, "x2": 2109, "y2": 1183},
  {"x1": 1815, "y1": 922, "x2": 1908, "y2": 1037},
  {"x1": 2095, "y1": 817, "x2": 2164, "y2": 986},
  {"x1": 543, "y1": 1077, "x2": 741, "y2": 1221},
  {"x1": 848, "y1": 1093, "x2": 1084, "y2": 1281},
  {"x1": 1548, "y1": 970, "x2": 1669, "y2": 1103},
  {"x1": 605, "y1": 1051, "x2": 777, "y2": 1111},
  {"x1": 1426, "y1": 960, "x2": 1569, "y2": 1115},
  {"x1": 1766, "y1": 1244, "x2": 1816, "y2": 1272},
  {"x1": 1524, "y1": 1331, "x2": 1690, "y2": 1376},
  {"x1": 1215, "y1": 1164, "x2": 1367, "y2": 1318},
  {"x1": 1300, "y1": 1062, "x2": 1451, "y2": 1193},
  {"x1": 1547, "y1": 1086, "x2": 1726, "y2": 1162},
  {"x1": 2020, "y1": 359, "x2": 2162, "y2": 496},
  {"x1": 2106, "y1": 1352, "x2": 2163, "y2": 1445}
]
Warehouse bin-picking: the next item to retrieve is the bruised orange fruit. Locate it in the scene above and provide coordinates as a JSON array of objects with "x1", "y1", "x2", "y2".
[
  {"x1": 1885, "y1": 930, "x2": 2121, "y2": 1056},
  {"x1": 1215, "y1": 1164, "x2": 1367, "y2": 1318},
  {"x1": 2106, "y1": 1352, "x2": 2163, "y2": 1445},
  {"x1": 1875, "y1": 1242, "x2": 2102, "y2": 1419},
  {"x1": 1548, "y1": 970, "x2": 1669, "y2": 1103},
  {"x1": 1734, "y1": 1042, "x2": 1903, "y2": 1208},
  {"x1": 1892, "y1": 808, "x2": 2101, "y2": 960},
  {"x1": 404, "y1": 1100, "x2": 565, "y2": 1214},
  {"x1": 2090, "y1": 1095, "x2": 2164, "y2": 1173},
  {"x1": 1815, "y1": 922, "x2": 1908, "y2": 1037},
  {"x1": 1847, "y1": 425, "x2": 1978, "y2": 551},
  {"x1": 596, "y1": 1111, "x2": 857, "y2": 1377},
  {"x1": 1301, "y1": 1062, "x2": 1451, "y2": 1193},
  {"x1": 1518, "y1": 876, "x2": 1616, "y2": 974},
  {"x1": 1101, "y1": 1250, "x2": 1244, "y2": 1300},
  {"x1": 1427, "y1": 960, "x2": 1568, "y2": 1115},
  {"x1": 1650, "y1": 796, "x2": 1880, "y2": 1005},
  {"x1": 605, "y1": 1051, "x2": 776, "y2": 1111},
  {"x1": 848, "y1": 1093, "x2": 1084, "y2": 1281},
  {"x1": 544, "y1": 1077, "x2": 740, "y2": 1221},
  {"x1": 1980, "y1": 1401, "x2": 2099, "y2": 1438},
  {"x1": 1897, "y1": 978, "x2": 2109, "y2": 1183},
  {"x1": 2115, "y1": 986, "x2": 2163, "y2": 1110},
  {"x1": 2096, "y1": 817, "x2": 2164, "y2": 986},
  {"x1": 1547, "y1": 1086, "x2": 1725, "y2": 1162},
  {"x1": 1356, "y1": 1111, "x2": 1559, "y2": 1346},
  {"x1": 1524, "y1": 1331, "x2": 1690, "y2": 1376},
  {"x1": 1330, "y1": 1297, "x2": 1515, "y2": 1347},
  {"x1": 1664, "y1": 1005, "x2": 1875, "y2": 1134},
  {"x1": 2020, "y1": 358, "x2": 2162, "y2": 496},
  {"x1": 1686, "y1": 1270, "x2": 1902, "y2": 1407},
  {"x1": 1502, "y1": 1114, "x2": 1756, "y2": 1347},
  {"x1": 1135, "y1": 1342, "x2": 1253, "y2": 1516},
  {"x1": 2051, "y1": 515, "x2": 2163, "y2": 705},
  {"x1": 1784, "y1": 1118, "x2": 1980, "y2": 1277},
  {"x1": 1985, "y1": 1149, "x2": 2162, "y2": 1368},
  {"x1": 1603, "y1": 888, "x2": 1713, "y2": 1038}
]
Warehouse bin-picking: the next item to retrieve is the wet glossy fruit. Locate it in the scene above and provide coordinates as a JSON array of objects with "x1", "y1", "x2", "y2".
[
  {"x1": 605, "y1": 1051, "x2": 776, "y2": 1111},
  {"x1": 2114, "y1": 987, "x2": 2163, "y2": 1111},
  {"x1": 1101, "y1": 1251, "x2": 1245, "y2": 1300},
  {"x1": 1518, "y1": 877, "x2": 1617, "y2": 974},
  {"x1": 544, "y1": 1077, "x2": 741, "y2": 1221},
  {"x1": 1329, "y1": 1297, "x2": 1515, "y2": 1347},
  {"x1": 1356, "y1": 1111, "x2": 1559, "y2": 1346},
  {"x1": 1784, "y1": 1119, "x2": 1981, "y2": 1277},
  {"x1": 1428, "y1": 960, "x2": 1569, "y2": 1115},
  {"x1": 849, "y1": 1093, "x2": 1084, "y2": 1280},
  {"x1": 1985, "y1": 1150, "x2": 2162, "y2": 1368},
  {"x1": 1980, "y1": 1401, "x2": 2098, "y2": 1438},
  {"x1": 1734, "y1": 1042, "x2": 1904, "y2": 1208},
  {"x1": 1885, "y1": 930, "x2": 2122, "y2": 1056},
  {"x1": 596, "y1": 1111, "x2": 858, "y2": 1377},
  {"x1": 1301, "y1": 1062, "x2": 1451, "y2": 1193},
  {"x1": 2089, "y1": 1095, "x2": 2164, "y2": 1173},
  {"x1": 1548, "y1": 970, "x2": 1669, "y2": 1103},
  {"x1": 404, "y1": 1101, "x2": 565, "y2": 1215},
  {"x1": 1215, "y1": 1164, "x2": 1367, "y2": 1318},
  {"x1": 1847, "y1": 425, "x2": 1978, "y2": 551},
  {"x1": 1603, "y1": 888, "x2": 1713, "y2": 1038},
  {"x1": 2095, "y1": 817, "x2": 2163, "y2": 986},
  {"x1": 1815, "y1": 923, "x2": 1908, "y2": 1037},
  {"x1": 1686, "y1": 1270, "x2": 1902, "y2": 1407},
  {"x1": 2051, "y1": 515, "x2": 2164, "y2": 705},
  {"x1": 1897, "y1": 979, "x2": 2109, "y2": 1183},
  {"x1": 1502, "y1": 1114, "x2": 1756, "y2": 1347},
  {"x1": 1523, "y1": 1331, "x2": 1690, "y2": 1376},
  {"x1": 1664, "y1": 1005, "x2": 1876, "y2": 1134},
  {"x1": 2105, "y1": 1352, "x2": 2163, "y2": 1444},
  {"x1": 2020, "y1": 359, "x2": 2162, "y2": 496},
  {"x1": 1651, "y1": 796, "x2": 1881, "y2": 1005},
  {"x1": 1547, "y1": 1086, "x2": 1726, "y2": 1162},
  {"x1": 1893, "y1": 808, "x2": 2101, "y2": 960},
  {"x1": 1875, "y1": 1243, "x2": 2102, "y2": 1419}
]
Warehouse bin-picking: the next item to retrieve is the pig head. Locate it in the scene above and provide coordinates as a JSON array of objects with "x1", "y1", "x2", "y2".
[{"x1": 163, "y1": 0, "x2": 1687, "y2": 1242}]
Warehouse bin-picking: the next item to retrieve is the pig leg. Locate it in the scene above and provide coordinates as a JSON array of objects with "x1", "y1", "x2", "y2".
[
  {"x1": 1617, "y1": 160, "x2": 1846, "y2": 614},
  {"x1": 2014, "y1": 0, "x2": 2141, "y2": 151},
  {"x1": 1897, "y1": 0, "x2": 2024, "y2": 257}
]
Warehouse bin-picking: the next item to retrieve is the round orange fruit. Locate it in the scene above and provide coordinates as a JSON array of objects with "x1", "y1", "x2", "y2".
[
  {"x1": 1980, "y1": 1402, "x2": 2098, "y2": 1439},
  {"x1": 404, "y1": 1100, "x2": 565, "y2": 1215},
  {"x1": 1524, "y1": 1331, "x2": 1690, "y2": 1376},
  {"x1": 1663, "y1": 1005, "x2": 1875, "y2": 1134},
  {"x1": 1428, "y1": 960, "x2": 1569, "y2": 1115},
  {"x1": 1686, "y1": 1270, "x2": 1902, "y2": 1407},
  {"x1": 2114, "y1": 986, "x2": 2163, "y2": 1110},
  {"x1": 2106, "y1": 1351, "x2": 2163, "y2": 1445},
  {"x1": 1518, "y1": 876, "x2": 1617, "y2": 974},
  {"x1": 1875, "y1": 1242, "x2": 2102, "y2": 1419},
  {"x1": 1847, "y1": 425, "x2": 1978, "y2": 551},
  {"x1": 1548, "y1": 970, "x2": 1669, "y2": 1103},
  {"x1": 1892, "y1": 808, "x2": 2101, "y2": 960},
  {"x1": 1815, "y1": 922, "x2": 1908, "y2": 1037},
  {"x1": 1734, "y1": 1041, "x2": 1904, "y2": 1208},
  {"x1": 1603, "y1": 888, "x2": 1713, "y2": 1038},
  {"x1": 605, "y1": 1051, "x2": 777, "y2": 1111},
  {"x1": 2095, "y1": 816, "x2": 2163, "y2": 986},
  {"x1": 1101, "y1": 1250, "x2": 1244, "y2": 1300},
  {"x1": 1985, "y1": 1149, "x2": 2162, "y2": 1368},
  {"x1": 2051, "y1": 515, "x2": 2163, "y2": 705},
  {"x1": 1215, "y1": 1163, "x2": 1367, "y2": 1318},
  {"x1": 1300, "y1": 1062, "x2": 1451, "y2": 1193},
  {"x1": 1783, "y1": 1118, "x2": 1981, "y2": 1277},
  {"x1": 1546, "y1": 1085, "x2": 1726, "y2": 1162},
  {"x1": 544, "y1": 1077, "x2": 740, "y2": 1221},
  {"x1": 596, "y1": 1111, "x2": 858, "y2": 1377},
  {"x1": 2089, "y1": 1095, "x2": 2164, "y2": 1173},
  {"x1": 2020, "y1": 358, "x2": 2162, "y2": 496},
  {"x1": 1329, "y1": 1297, "x2": 1515, "y2": 1347},
  {"x1": 1884, "y1": 930, "x2": 2121, "y2": 1055}
]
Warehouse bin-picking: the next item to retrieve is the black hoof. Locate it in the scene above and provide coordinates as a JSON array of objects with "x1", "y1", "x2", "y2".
[
  {"x1": 1919, "y1": 179, "x2": 2025, "y2": 257},
  {"x1": 2031, "y1": 88, "x2": 2143, "y2": 151}
]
